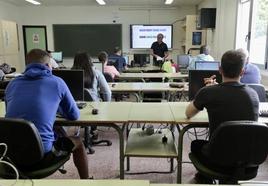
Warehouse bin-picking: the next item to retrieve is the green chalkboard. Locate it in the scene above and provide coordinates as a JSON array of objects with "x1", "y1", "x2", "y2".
[{"x1": 53, "y1": 24, "x2": 122, "y2": 57}]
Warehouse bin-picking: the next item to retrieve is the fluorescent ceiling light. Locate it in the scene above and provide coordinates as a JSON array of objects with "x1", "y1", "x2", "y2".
[
  {"x1": 25, "y1": 0, "x2": 41, "y2": 5},
  {"x1": 165, "y1": 0, "x2": 174, "y2": 4},
  {"x1": 96, "y1": 0, "x2": 106, "y2": 5}
]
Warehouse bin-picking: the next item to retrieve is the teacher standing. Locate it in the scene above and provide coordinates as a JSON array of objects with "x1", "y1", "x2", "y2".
[{"x1": 150, "y1": 33, "x2": 169, "y2": 67}]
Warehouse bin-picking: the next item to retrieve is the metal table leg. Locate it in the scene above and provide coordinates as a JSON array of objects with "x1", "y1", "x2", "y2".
[{"x1": 176, "y1": 123, "x2": 209, "y2": 183}]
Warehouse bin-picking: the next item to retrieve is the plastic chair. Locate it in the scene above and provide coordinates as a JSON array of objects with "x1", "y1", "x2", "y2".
[
  {"x1": 189, "y1": 120, "x2": 268, "y2": 184},
  {"x1": 0, "y1": 118, "x2": 70, "y2": 179}
]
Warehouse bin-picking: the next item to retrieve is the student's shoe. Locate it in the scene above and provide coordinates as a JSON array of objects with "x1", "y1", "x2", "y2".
[{"x1": 194, "y1": 172, "x2": 214, "y2": 184}]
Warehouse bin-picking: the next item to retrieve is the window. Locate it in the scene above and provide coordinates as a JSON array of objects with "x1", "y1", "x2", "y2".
[
  {"x1": 249, "y1": 0, "x2": 268, "y2": 65},
  {"x1": 236, "y1": 0, "x2": 268, "y2": 68}
]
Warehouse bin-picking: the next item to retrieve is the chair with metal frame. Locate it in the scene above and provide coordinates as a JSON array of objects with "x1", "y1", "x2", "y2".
[
  {"x1": 0, "y1": 118, "x2": 70, "y2": 179},
  {"x1": 189, "y1": 120, "x2": 268, "y2": 184},
  {"x1": 83, "y1": 89, "x2": 112, "y2": 155}
]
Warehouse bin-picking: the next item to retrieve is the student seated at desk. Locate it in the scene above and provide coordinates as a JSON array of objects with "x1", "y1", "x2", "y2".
[
  {"x1": 47, "y1": 50, "x2": 59, "y2": 69},
  {"x1": 72, "y1": 52, "x2": 111, "y2": 102},
  {"x1": 237, "y1": 48, "x2": 261, "y2": 84},
  {"x1": 188, "y1": 45, "x2": 214, "y2": 70},
  {"x1": 98, "y1": 51, "x2": 120, "y2": 80},
  {"x1": 5, "y1": 49, "x2": 89, "y2": 179},
  {"x1": 185, "y1": 50, "x2": 259, "y2": 183},
  {"x1": 108, "y1": 47, "x2": 128, "y2": 72},
  {"x1": 0, "y1": 63, "x2": 16, "y2": 80}
]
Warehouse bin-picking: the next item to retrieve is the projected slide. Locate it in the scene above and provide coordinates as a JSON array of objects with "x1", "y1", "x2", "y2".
[{"x1": 131, "y1": 25, "x2": 172, "y2": 49}]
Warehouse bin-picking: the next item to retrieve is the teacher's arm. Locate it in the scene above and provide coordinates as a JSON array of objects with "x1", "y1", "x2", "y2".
[
  {"x1": 150, "y1": 49, "x2": 157, "y2": 58},
  {"x1": 163, "y1": 51, "x2": 169, "y2": 60}
]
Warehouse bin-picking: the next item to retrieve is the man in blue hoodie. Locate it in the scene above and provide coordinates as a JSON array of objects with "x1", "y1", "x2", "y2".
[{"x1": 5, "y1": 49, "x2": 89, "y2": 179}]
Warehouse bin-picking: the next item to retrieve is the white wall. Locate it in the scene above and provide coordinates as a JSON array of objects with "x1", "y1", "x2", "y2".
[
  {"x1": 214, "y1": 0, "x2": 238, "y2": 59},
  {"x1": 198, "y1": 0, "x2": 239, "y2": 60},
  {"x1": 16, "y1": 5, "x2": 195, "y2": 67},
  {"x1": 0, "y1": 1, "x2": 19, "y2": 21},
  {"x1": 198, "y1": 0, "x2": 217, "y2": 58}
]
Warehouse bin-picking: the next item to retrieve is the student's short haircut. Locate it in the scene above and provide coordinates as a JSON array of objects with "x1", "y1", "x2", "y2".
[
  {"x1": 221, "y1": 50, "x2": 246, "y2": 78},
  {"x1": 26, "y1": 49, "x2": 50, "y2": 65},
  {"x1": 114, "y1": 47, "x2": 121, "y2": 53},
  {"x1": 98, "y1": 51, "x2": 108, "y2": 62},
  {"x1": 200, "y1": 45, "x2": 210, "y2": 55}
]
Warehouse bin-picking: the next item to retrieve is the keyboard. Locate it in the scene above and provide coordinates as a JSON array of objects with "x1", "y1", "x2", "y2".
[
  {"x1": 259, "y1": 110, "x2": 268, "y2": 117},
  {"x1": 76, "y1": 102, "x2": 87, "y2": 109},
  {"x1": 180, "y1": 69, "x2": 188, "y2": 74},
  {"x1": 169, "y1": 83, "x2": 184, "y2": 88}
]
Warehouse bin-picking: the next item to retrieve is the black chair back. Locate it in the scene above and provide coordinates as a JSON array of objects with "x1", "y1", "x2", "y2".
[
  {"x1": 84, "y1": 88, "x2": 94, "y2": 101},
  {"x1": 0, "y1": 118, "x2": 44, "y2": 167},
  {"x1": 208, "y1": 121, "x2": 268, "y2": 168},
  {"x1": 247, "y1": 84, "x2": 266, "y2": 102},
  {"x1": 103, "y1": 72, "x2": 114, "y2": 82}
]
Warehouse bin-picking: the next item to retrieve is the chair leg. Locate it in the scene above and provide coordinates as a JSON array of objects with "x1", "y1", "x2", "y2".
[
  {"x1": 84, "y1": 127, "x2": 95, "y2": 154},
  {"x1": 92, "y1": 139, "x2": 112, "y2": 146},
  {"x1": 126, "y1": 156, "x2": 130, "y2": 171},
  {"x1": 90, "y1": 127, "x2": 112, "y2": 146},
  {"x1": 170, "y1": 158, "x2": 174, "y2": 172}
]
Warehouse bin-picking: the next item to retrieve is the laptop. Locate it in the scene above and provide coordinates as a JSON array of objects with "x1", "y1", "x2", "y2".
[{"x1": 195, "y1": 61, "x2": 220, "y2": 70}]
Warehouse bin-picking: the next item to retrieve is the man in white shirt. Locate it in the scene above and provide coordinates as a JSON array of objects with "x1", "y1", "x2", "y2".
[
  {"x1": 188, "y1": 45, "x2": 214, "y2": 70},
  {"x1": 47, "y1": 50, "x2": 59, "y2": 69}
]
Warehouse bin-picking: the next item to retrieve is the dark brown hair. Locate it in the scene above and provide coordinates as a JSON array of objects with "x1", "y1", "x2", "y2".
[
  {"x1": 98, "y1": 51, "x2": 108, "y2": 63},
  {"x1": 221, "y1": 50, "x2": 246, "y2": 78},
  {"x1": 72, "y1": 52, "x2": 94, "y2": 88},
  {"x1": 26, "y1": 49, "x2": 50, "y2": 65}
]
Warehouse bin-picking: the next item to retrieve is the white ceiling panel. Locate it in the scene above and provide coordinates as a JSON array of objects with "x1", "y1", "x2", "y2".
[{"x1": 0, "y1": 0, "x2": 204, "y2": 7}]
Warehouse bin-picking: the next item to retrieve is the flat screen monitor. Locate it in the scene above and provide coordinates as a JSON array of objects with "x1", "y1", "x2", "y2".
[
  {"x1": 177, "y1": 55, "x2": 190, "y2": 69},
  {"x1": 133, "y1": 54, "x2": 150, "y2": 67},
  {"x1": 93, "y1": 62, "x2": 104, "y2": 72},
  {"x1": 130, "y1": 25, "x2": 173, "y2": 49},
  {"x1": 189, "y1": 70, "x2": 222, "y2": 100},
  {"x1": 195, "y1": 61, "x2": 220, "y2": 70},
  {"x1": 52, "y1": 70, "x2": 84, "y2": 101},
  {"x1": 51, "y1": 52, "x2": 63, "y2": 63}
]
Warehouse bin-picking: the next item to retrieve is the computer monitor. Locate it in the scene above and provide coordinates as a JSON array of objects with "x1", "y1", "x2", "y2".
[
  {"x1": 195, "y1": 61, "x2": 220, "y2": 70},
  {"x1": 52, "y1": 70, "x2": 84, "y2": 101},
  {"x1": 188, "y1": 70, "x2": 222, "y2": 100},
  {"x1": 177, "y1": 54, "x2": 190, "y2": 69},
  {"x1": 51, "y1": 52, "x2": 63, "y2": 63},
  {"x1": 93, "y1": 62, "x2": 104, "y2": 72},
  {"x1": 133, "y1": 54, "x2": 150, "y2": 67}
]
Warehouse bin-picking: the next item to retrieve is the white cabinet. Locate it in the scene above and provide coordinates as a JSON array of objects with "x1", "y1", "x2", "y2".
[{"x1": 0, "y1": 20, "x2": 20, "y2": 71}]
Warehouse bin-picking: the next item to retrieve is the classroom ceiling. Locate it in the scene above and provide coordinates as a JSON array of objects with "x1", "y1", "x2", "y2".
[{"x1": 1, "y1": 0, "x2": 204, "y2": 7}]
